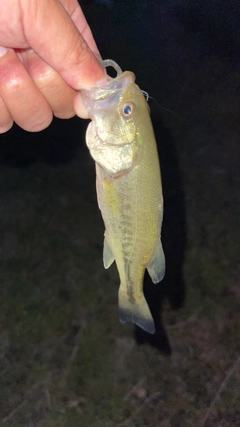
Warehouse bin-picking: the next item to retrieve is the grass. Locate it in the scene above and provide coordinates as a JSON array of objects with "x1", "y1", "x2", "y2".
[{"x1": 0, "y1": 138, "x2": 239, "y2": 426}]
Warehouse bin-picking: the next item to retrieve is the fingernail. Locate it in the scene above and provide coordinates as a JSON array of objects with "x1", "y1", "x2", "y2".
[
  {"x1": 16, "y1": 48, "x2": 34, "y2": 62},
  {"x1": 92, "y1": 52, "x2": 113, "y2": 87},
  {"x1": 0, "y1": 46, "x2": 8, "y2": 57},
  {"x1": 96, "y1": 75, "x2": 112, "y2": 87}
]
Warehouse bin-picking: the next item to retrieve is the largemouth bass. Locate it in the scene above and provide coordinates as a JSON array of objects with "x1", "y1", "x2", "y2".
[{"x1": 82, "y1": 60, "x2": 165, "y2": 334}]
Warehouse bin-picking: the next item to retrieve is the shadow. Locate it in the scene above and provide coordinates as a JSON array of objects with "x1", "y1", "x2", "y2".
[
  {"x1": 134, "y1": 116, "x2": 186, "y2": 355},
  {"x1": 0, "y1": 116, "x2": 87, "y2": 167}
]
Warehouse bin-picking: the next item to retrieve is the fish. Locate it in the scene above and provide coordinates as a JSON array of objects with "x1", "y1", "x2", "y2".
[{"x1": 82, "y1": 60, "x2": 165, "y2": 334}]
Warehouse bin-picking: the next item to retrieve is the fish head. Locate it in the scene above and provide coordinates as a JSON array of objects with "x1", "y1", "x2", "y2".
[{"x1": 82, "y1": 71, "x2": 145, "y2": 175}]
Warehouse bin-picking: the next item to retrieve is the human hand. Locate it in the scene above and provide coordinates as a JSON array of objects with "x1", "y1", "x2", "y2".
[{"x1": 0, "y1": 0, "x2": 105, "y2": 133}]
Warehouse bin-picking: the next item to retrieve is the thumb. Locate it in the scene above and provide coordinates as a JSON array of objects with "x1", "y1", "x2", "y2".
[{"x1": 23, "y1": 0, "x2": 105, "y2": 90}]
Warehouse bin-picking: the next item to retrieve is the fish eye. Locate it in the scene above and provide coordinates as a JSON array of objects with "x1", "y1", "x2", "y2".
[
  {"x1": 122, "y1": 102, "x2": 136, "y2": 119},
  {"x1": 123, "y1": 104, "x2": 132, "y2": 115}
]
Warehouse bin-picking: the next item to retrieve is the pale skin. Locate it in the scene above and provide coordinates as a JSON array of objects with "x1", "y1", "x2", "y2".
[{"x1": 0, "y1": 0, "x2": 106, "y2": 133}]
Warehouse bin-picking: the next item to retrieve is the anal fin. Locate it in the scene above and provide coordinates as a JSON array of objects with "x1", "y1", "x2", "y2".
[{"x1": 147, "y1": 239, "x2": 165, "y2": 284}]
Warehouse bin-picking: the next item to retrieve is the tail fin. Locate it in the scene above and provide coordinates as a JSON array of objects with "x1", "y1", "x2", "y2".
[{"x1": 118, "y1": 289, "x2": 155, "y2": 334}]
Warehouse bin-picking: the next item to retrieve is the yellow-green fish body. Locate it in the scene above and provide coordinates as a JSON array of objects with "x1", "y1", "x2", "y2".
[{"x1": 82, "y1": 66, "x2": 165, "y2": 333}]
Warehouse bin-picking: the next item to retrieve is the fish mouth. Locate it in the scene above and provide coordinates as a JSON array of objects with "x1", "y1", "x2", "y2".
[
  {"x1": 86, "y1": 119, "x2": 135, "y2": 149},
  {"x1": 87, "y1": 127, "x2": 136, "y2": 176},
  {"x1": 82, "y1": 71, "x2": 136, "y2": 117},
  {"x1": 88, "y1": 138, "x2": 136, "y2": 176}
]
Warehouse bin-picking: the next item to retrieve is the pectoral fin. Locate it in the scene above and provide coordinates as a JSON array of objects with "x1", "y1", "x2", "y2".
[
  {"x1": 147, "y1": 239, "x2": 165, "y2": 283},
  {"x1": 103, "y1": 235, "x2": 115, "y2": 269}
]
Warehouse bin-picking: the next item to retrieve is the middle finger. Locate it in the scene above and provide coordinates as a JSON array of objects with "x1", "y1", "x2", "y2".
[
  {"x1": 0, "y1": 49, "x2": 53, "y2": 132},
  {"x1": 22, "y1": 50, "x2": 77, "y2": 119}
]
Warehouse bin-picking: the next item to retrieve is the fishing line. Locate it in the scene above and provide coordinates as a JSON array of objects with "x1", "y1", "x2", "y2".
[{"x1": 141, "y1": 90, "x2": 187, "y2": 122}]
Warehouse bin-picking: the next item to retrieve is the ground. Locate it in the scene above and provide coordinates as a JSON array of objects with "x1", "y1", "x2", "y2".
[{"x1": 0, "y1": 1, "x2": 239, "y2": 426}]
